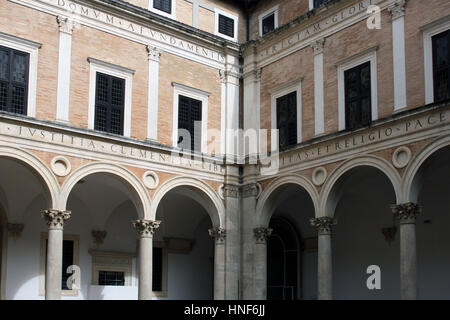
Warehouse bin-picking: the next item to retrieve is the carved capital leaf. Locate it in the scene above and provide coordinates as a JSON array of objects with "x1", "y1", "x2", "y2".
[
  {"x1": 208, "y1": 227, "x2": 226, "y2": 244},
  {"x1": 132, "y1": 219, "x2": 161, "y2": 237},
  {"x1": 253, "y1": 227, "x2": 272, "y2": 243},
  {"x1": 41, "y1": 209, "x2": 71, "y2": 229},
  {"x1": 391, "y1": 202, "x2": 422, "y2": 224},
  {"x1": 310, "y1": 216, "x2": 337, "y2": 235}
]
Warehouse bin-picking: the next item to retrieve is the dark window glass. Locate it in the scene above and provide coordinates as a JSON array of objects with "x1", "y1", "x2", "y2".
[
  {"x1": 94, "y1": 72, "x2": 125, "y2": 135},
  {"x1": 313, "y1": 0, "x2": 331, "y2": 8},
  {"x1": 99, "y1": 271, "x2": 125, "y2": 286},
  {"x1": 218, "y1": 14, "x2": 235, "y2": 38},
  {"x1": 267, "y1": 218, "x2": 299, "y2": 300},
  {"x1": 432, "y1": 29, "x2": 450, "y2": 102},
  {"x1": 153, "y1": 0, "x2": 171, "y2": 14},
  {"x1": 344, "y1": 61, "x2": 372, "y2": 130},
  {"x1": 152, "y1": 247, "x2": 163, "y2": 291},
  {"x1": 276, "y1": 91, "x2": 297, "y2": 150},
  {"x1": 0, "y1": 45, "x2": 29, "y2": 115},
  {"x1": 178, "y1": 95, "x2": 202, "y2": 152},
  {"x1": 262, "y1": 14, "x2": 275, "y2": 35}
]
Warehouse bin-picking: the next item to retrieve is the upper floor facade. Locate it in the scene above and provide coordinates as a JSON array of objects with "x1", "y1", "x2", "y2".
[{"x1": 0, "y1": 0, "x2": 449, "y2": 166}]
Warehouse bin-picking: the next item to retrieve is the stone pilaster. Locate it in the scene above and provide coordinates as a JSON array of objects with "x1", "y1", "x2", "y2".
[
  {"x1": 41, "y1": 209, "x2": 71, "y2": 300},
  {"x1": 391, "y1": 202, "x2": 422, "y2": 300},
  {"x1": 133, "y1": 219, "x2": 160, "y2": 300},
  {"x1": 253, "y1": 227, "x2": 272, "y2": 300},
  {"x1": 209, "y1": 227, "x2": 226, "y2": 299},
  {"x1": 311, "y1": 216, "x2": 336, "y2": 300},
  {"x1": 146, "y1": 46, "x2": 162, "y2": 141}
]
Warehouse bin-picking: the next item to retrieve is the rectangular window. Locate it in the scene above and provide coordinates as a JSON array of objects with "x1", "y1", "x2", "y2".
[
  {"x1": 153, "y1": 247, "x2": 163, "y2": 292},
  {"x1": 0, "y1": 45, "x2": 29, "y2": 115},
  {"x1": 432, "y1": 29, "x2": 450, "y2": 102},
  {"x1": 276, "y1": 91, "x2": 297, "y2": 150},
  {"x1": 153, "y1": 0, "x2": 171, "y2": 14},
  {"x1": 94, "y1": 72, "x2": 125, "y2": 135},
  {"x1": 178, "y1": 95, "x2": 202, "y2": 152},
  {"x1": 314, "y1": 0, "x2": 331, "y2": 8},
  {"x1": 218, "y1": 14, "x2": 235, "y2": 38},
  {"x1": 262, "y1": 14, "x2": 275, "y2": 35},
  {"x1": 98, "y1": 271, "x2": 125, "y2": 286},
  {"x1": 344, "y1": 61, "x2": 372, "y2": 130}
]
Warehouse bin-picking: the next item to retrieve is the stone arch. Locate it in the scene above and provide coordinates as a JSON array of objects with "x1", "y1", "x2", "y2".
[
  {"x1": 150, "y1": 176, "x2": 224, "y2": 229},
  {"x1": 320, "y1": 155, "x2": 402, "y2": 217},
  {"x1": 0, "y1": 146, "x2": 59, "y2": 209},
  {"x1": 256, "y1": 174, "x2": 319, "y2": 228},
  {"x1": 403, "y1": 134, "x2": 450, "y2": 203},
  {"x1": 60, "y1": 162, "x2": 151, "y2": 219}
]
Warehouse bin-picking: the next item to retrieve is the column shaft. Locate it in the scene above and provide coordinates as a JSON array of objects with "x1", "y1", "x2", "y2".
[
  {"x1": 318, "y1": 233, "x2": 332, "y2": 300},
  {"x1": 138, "y1": 236, "x2": 153, "y2": 300},
  {"x1": 46, "y1": 228, "x2": 63, "y2": 300}
]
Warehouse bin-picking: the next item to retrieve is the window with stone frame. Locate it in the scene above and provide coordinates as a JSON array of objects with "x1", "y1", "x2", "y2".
[
  {"x1": 177, "y1": 95, "x2": 202, "y2": 153},
  {"x1": 344, "y1": 61, "x2": 372, "y2": 130},
  {"x1": 276, "y1": 91, "x2": 297, "y2": 150},
  {"x1": 94, "y1": 72, "x2": 125, "y2": 135},
  {"x1": 432, "y1": 29, "x2": 450, "y2": 103},
  {"x1": 0, "y1": 45, "x2": 29, "y2": 115}
]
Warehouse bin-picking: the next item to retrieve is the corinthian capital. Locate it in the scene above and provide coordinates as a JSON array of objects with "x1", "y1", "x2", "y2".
[
  {"x1": 208, "y1": 227, "x2": 226, "y2": 244},
  {"x1": 388, "y1": 0, "x2": 408, "y2": 20},
  {"x1": 146, "y1": 45, "x2": 161, "y2": 62},
  {"x1": 41, "y1": 209, "x2": 71, "y2": 229},
  {"x1": 132, "y1": 219, "x2": 161, "y2": 237},
  {"x1": 310, "y1": 38, "x2": 326, "y2": 55},
  {"x1": 56, "y1": 16, "x2": 75, "y2": 35},
  {"x1": 253, "y1": 227, "x2": 272, "y2": 244},
  {"x1": 310, "y1": 216, "x2": 337, "y2": 235},
  {"x1": 391, "y1": 202, "x2": 422, "y2": 224}
]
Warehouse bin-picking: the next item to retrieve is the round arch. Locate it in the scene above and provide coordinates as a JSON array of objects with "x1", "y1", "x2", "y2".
[
  {"x1": 150, "y1": 176, "x2": 225, "y2": 229},
  {"x1": 320, "y1": 155, "x2": 402, "y2": 217},
  {"x1": 0, "y1": 146, "x2": 59, "y2": 209},
  {"x1": 60, "y1": 162, "x2": 151, "y2": 219},
  {"x1": 256, "y1": 174, "x2": 319, "y2": 228},
  {"x1": 403, "y1": 133, "x2": 450, "y2": 203}
]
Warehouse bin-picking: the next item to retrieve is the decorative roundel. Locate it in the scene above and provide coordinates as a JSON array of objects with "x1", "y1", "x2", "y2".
[
  {"x1": 142, "y1": 171, "x2": 159, "y2": 189},
  {"x1": 312, "y1": 167, "x2": 327, "y2": 186},
  {"x1": 50, "y1": 156, "x2": 71, "y2": 177},
  {"x1": 392, "y1": 146, "x2": 412, "y2": 169}
]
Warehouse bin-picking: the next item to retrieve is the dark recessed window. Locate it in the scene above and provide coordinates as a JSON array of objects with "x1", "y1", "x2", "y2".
[
  {"x1": 153, "y1": 0, "x2": 172, "y2": 14},
  {"x1": 178, "y1": 95, "x2": 202, "y2": 152},
  {"x1": 218, "y1": 14, "x2": 235, "y2": 38},
  {"x1": 153, "y1": 247, "x2": 163, "y2": 291},
  {"x1": 314, "y1": 0, "x2": 331, "y2": 8},
  {"x1": 344, "y1": 61, "x2": 372, "y2": 130},
  {"x1": 99, "y1": 271, "x2": 125, "y2": 286},
  {"x1": 432, "y1": 29, "x2": 450, "y2": 102},
  {"x1": 94, "y1": 72, "x2": 125, "y2": 135},
  {"x1": 276, "y1": 91, "x2": 297, "y2": 150},
  {"x1": 262, "y1": 14, "x2": 275, "y2": 35},
  {"x1": 0, "y1": 45, "x2": 29, "y2": 115}
]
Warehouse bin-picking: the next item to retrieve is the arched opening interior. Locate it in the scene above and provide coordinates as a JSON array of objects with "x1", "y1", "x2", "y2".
[
  {"x1": 263, "y1": 183, "x2": 317, "y2": 300},
  {"x1": 0, "y1": 157, "x2": 52, "y2": 300},
  {"x1": 413, "y1": 146, "x2": 450, "y2": 299},
  {"x1": 155, "y1": 185, "x2": 216, "y2": 300},
  {"x1": 65, "y1": 172, "x2": 144, "y2": 300},
  {"x1": 329, "y1": 166, "x2": 398, "y2": 299}
]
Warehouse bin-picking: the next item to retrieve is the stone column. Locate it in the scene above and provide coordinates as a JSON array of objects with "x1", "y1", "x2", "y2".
[
  {"x1": 209, "y1": 227, "x2": 226, "y2": 300},
  {"x1": 311, "y1": 38, "x2": 325, "y2": 136},
  {"x1": 146, "y1": 46, "x2": 161, "y2": 142},
  {"x1": 55, "y1": 16, "x2": 75, "y2": 122},
  {"x1": 310, "y1": 216, "x2": 336, "y2": 300},
  {"x1": 253, "y1": 227, "x2": 272, "y2": 300},
  {"x1": 388, "y1": 0, "x2": 408, "y2": 111},
  {"x1": 391, "y1": 202, "x2": 422, "y2": 300},
  {"x1": 133, "y1": 219, "x2": 161, "y2": 300},
  {"x1": 41, "y1": 209, "x2": 71, "y2": 300}
]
